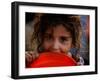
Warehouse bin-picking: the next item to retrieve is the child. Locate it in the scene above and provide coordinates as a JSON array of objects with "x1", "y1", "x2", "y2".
[{"x1": 25, "y1": 13, "x2": 84, "y2": 67}]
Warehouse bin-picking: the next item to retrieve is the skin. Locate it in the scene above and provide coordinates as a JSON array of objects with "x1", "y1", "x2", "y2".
[{"x1": 42, "y1": 24, "x2": 73, "y2": 54}]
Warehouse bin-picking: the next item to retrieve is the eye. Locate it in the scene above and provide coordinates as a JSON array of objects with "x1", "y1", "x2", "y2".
[
  {"x1": 60, "y1": 37, "x2": 67, "y2": 43},
  {"x1": 44, "y1": 34, "x2": 53, "y2": 41},
  {"x1": 60, "y1": 37, "x2": 71, "y2": 44}
]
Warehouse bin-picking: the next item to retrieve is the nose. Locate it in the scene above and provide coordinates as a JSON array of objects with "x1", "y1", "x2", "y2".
[{"x1": 51, "y1": 40, "x2": 60, "y2": 52}]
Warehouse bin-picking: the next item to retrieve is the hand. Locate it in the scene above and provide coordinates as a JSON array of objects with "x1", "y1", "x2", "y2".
[{"x1": 25, "y1": 51, "x2": 39, "y2": 67}]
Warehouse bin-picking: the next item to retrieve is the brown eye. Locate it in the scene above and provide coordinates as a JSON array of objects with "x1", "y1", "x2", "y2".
[
  {"x1": 44, "y1": 34, "x2": 53, "y2": 41},
  {"x1": 60, "y1": 37, "x2": 71, "y2": 44},
  {"x1": 60, "y1": 37, "x2": 67, "y2": 43},
  {"x1": 45, "y1": 35, "x2": 51, "y2": 40}
]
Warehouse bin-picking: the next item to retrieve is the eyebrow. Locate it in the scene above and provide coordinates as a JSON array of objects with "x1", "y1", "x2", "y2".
[
  {"x1": 44, "y1": 33, "x2": 52, "y2": 36},
  {"x1": 44, "y1": 32, "x2": 53, "y2": 36},
  {"x1": 60, "y1": 36, "x2": 72, "y2": 40},
  {"x1": 44, "y1": 33, "x2": 72, "y2": 38},
  {"x1": 61, "y1": 36, "x2": 72, "y2": 38}
]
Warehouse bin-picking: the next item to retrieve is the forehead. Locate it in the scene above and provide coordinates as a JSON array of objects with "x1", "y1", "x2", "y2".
[{"x1": 45, "y1": 25, "x2": 72, "y2": 37}]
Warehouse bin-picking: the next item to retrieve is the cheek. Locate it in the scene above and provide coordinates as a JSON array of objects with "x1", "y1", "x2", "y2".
[
  {"x1": 61, "y1": 44, "x2": 72, "y2": 53},
  {"x1": 42, "y1": 41, "x2": 52, "y2": 50}
]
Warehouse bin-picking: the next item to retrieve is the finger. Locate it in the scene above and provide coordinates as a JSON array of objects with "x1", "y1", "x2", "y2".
[
  {"x1": 25, "y1": 53, "x2": 33, "y2": 63},
  {"x1": 28, "y1": 51, "x2": 38, "y2": 60}
]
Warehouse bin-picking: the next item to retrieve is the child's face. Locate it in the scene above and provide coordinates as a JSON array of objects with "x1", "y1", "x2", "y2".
[{"x1": 42, "y1": 25, "x2": 73, "y2": 54}]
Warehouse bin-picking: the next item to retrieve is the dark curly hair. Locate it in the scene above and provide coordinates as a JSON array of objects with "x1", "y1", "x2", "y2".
[{"x1": 31, "y1": 13, "x2": 82, "y2": 53}]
